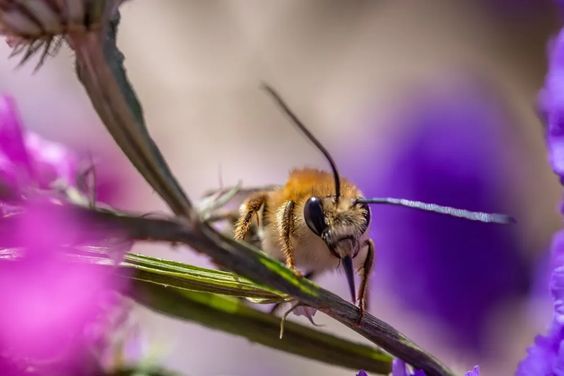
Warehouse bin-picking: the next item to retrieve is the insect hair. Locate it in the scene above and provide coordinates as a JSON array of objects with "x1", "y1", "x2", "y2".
[{"x1": 262, "y1": 84, "x2": 342, "y2": 203}]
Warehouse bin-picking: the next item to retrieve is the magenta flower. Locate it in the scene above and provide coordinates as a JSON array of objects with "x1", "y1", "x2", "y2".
[
  {"x1": 0, "y1": 96, "x2": 131, "y2": 374},
  {"x1": 0, "y1": 96, "x2": 79, "y2": 198},
  {"x1": 0, "y1": 201, "x2": 129, "y2": 374}
]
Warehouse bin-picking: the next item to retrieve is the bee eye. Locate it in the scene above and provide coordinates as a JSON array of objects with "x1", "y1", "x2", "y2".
[
  {"x1": 358, "y1": 201, "x2": 371, "y2": 234},
  {"x1": 304, "y1": 196, "x2": 327, "y2": 236}
]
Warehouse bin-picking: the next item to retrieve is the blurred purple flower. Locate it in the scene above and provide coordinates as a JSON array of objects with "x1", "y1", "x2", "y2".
[
  {"x1": 0, "y1": 96, "x2": 79, "y2": 197},
  {"x1": 517, "y1": 28, "x2": 564, "y2": 374},
  {"x1": 391, "y1": 359, "x2": 425, "y2": 376},
  {"x1": 540, "y1": 28, "x2": 564, "y2": 182},
  {"x1": 0, "y1": 202, "x2": 129, "y2": 375},
  {"x1": 539, "y1": 29, "x2": 564, "y2": 181},
  {"x1": 356, "y1": 80, "x2": 527, "y2": 351},
  {"x1": 465, "y1": 365, "x2": 480, "y2": 376},
  {"x1": 516, "y1": 240, "x2": 564, "y2": 375},
  {"x1": 388, "y1": 358, "x2": 480, "y2": 376},
  {"x1": 0, "y1": 95, "x2": 133, "y2": 211},
  {"x1": 0, "y1": 96, "x2": 132, "y2": 374},
  {"x1": 358, "y1": 361, "x2": 479, "y2": 376},
  {"x1": 81, "y1": 147, "x2": 137, "y2": 207}
]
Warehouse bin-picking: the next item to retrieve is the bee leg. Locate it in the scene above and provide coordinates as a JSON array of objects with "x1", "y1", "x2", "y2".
[
  {"x1": 357, "y1": 239, "x2": 375, "y2": 320},
  {"x1": 233, "y1": 193, "x2": 267, "y2": 241},
  {"x1": 280, "y1": 200, "x2": 300, "y2": 276},
  {"x1": 270, "y1": 271, "x2": 317, "y2": 315}
]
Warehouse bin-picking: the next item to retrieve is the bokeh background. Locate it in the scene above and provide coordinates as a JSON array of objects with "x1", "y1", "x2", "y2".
[{"x1": 0, "y1": 1, "x2": 562, "y2": 375}]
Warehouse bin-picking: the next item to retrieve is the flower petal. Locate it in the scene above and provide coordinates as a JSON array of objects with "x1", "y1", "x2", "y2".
[{"x1": 0, "y1": 96, "x2": 32, "y2": 189}]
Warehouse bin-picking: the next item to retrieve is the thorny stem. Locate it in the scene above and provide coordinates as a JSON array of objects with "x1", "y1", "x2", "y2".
[{"x1": 67, "y1": 10, "x2": 456, "y2": 376}]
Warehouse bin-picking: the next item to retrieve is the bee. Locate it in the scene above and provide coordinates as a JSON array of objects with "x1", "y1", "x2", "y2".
[{"x1": 232, "y1": 85, "x2": 513, "y2": 315}]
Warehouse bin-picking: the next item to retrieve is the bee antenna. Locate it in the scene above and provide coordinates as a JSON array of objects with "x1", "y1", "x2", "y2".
[
  {"x1": 355, "y1": 197, "x2": 515, "y2": 224},
  {"x1": 262, "y1": 83, "x2": 342, "y2": 202}
]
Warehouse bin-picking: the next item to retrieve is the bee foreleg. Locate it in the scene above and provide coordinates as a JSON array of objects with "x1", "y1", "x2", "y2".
[
  {"x1": 234, "y1": 193, "x2": 267, "y2": 241},
  {"x1": 358, "y1": 239, "x2": 375, "y2": 318},
  {"x1": 280, "y1": 200, "x2": 300, "y2": 276}
]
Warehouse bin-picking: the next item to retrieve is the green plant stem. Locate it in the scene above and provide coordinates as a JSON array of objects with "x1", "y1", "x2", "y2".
[
  {"x1": 121, "y1": 252, "x2": 285, "y2": 301},
  {"x1": 129, "y1": 280, "x2": 392, "y2": 374},
  {"x1": 79, "y1": 206, "x2": 452, "y2": 376}
]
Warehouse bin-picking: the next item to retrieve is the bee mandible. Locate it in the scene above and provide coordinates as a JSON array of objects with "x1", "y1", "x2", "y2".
[{"x1": 233, "y1": 85, "x2": 513, "y2": 315}]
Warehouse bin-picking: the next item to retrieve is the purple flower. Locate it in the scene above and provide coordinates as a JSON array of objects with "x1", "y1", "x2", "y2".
[
  {"x1": 465, "y1": 365, "x2": 480, "y2": 376},
  {"x1": 516, "y1": 248, "x2": 564, "y2": 375},
  {"x1": 360, "y1": 360, "x2": 479, "y2": 376},
  {"x1": 0, "y1": 96, "x2": 79, "y2": 197},
  {"x1": 359, "y1": 361, "x2": 479, "y2": 376},
  {"x1": 540, "y1": 28, "x2": 564, "y2": 183},
  {"x1": 354, "y1": 80, "x2": 526, "y2": 351},
  {"x1": 391, "y1": 359, "x2": 425, "y2": 376},
  {"x1": 517, "y1": 25, "x2": 564, "y2": 375}
]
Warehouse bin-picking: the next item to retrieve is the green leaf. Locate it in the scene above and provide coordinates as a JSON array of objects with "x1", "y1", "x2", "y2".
[{"x1": 128, "y1": 280, "x2": 392, "y2": 374}]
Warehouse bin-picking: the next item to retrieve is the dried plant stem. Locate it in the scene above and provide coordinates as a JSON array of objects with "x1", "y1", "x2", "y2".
[{"x1": 72, "y1": 31, "x2": 194, "y2": 220}]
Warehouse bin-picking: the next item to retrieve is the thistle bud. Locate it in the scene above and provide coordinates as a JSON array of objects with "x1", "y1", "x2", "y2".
[{"x1": 0, "y1": 0, "x2": 123, "y2": 68}]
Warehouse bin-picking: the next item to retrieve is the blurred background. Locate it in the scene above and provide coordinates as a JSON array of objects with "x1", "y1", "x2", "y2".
[{"x1": 0, "y1": 0, "x2": 562, "y2": 375}]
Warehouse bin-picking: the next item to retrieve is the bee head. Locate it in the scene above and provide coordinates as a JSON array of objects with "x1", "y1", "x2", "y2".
[
  {"x1": 303, "y1": 195, "x2": 370, "y2": 258},
  {"x1": 304, "y1": 196, "x2": 370, "y2": 259},
  {"x1": 303, "y1": 195, "x2": 370, "y2": 302}
]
